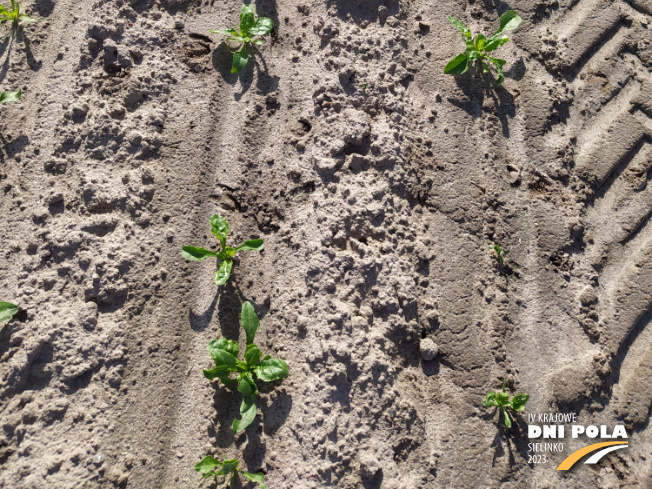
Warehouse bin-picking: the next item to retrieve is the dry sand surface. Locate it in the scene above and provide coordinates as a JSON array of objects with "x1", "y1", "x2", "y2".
[{"x1": 1, "y1": 0, "x2": 651, "y2": 487}]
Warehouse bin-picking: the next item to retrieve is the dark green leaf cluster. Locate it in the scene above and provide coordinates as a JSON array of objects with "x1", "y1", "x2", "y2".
[
  {"x1": 204, "y1": 301, "x2": 288, "y2": 433},
  {"x1": 181, "y1": 214, "x2": 264, "y2": 286},
  {"x1": 482, "y1": 379, "x2": 529, "y2": 428},
  {"x1": 0, "y1": 1, "x2": 35, "y2": 26},
  {"x1": 444, "y1": 10, "x2": 521, "y2": 85},
  {"x1": 0, "y1": 89, "x2": 21, "y2": 104},
  {"x1": 210, "y1": 4, "x2": 274, "y2": 74},
  {"x1": 195, "y1": 456, "x2": 268, "y2": 489},
  {"x1": 0, "y1": 301, "x2": 18, "y2": 323},
  {"x1": 492, "y1": 244, "x2": 505, "y2": 267}
]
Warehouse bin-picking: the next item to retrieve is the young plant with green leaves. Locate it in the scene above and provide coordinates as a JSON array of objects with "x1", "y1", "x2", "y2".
[
  {"x1": 210, "y1": 4, "x2": 274, "y2": 74},
  {"x1": 482, "y1": 379, "x2": 529, "y2": 428},
  {"x1": 195, "y1": 456, "x2": 267, "y2": 488},
  {"x1": 444, "y1": 10, "x2": 522, "y2": 85},
  {"x1": 181, "y1": 214, "x2": 263, "y2": 286},
  {"x1": 0, "y1": 89, "x2": 21, "y2": 104},
  {"x1": 204, "y1": 301, "x2": 288, "y2": 433},
  {"x1": 0, "y1": 1, "x2": 35, "y2": 26},
  {"x1": 492, "y1": 244, "x2": 505, "y2": 267},
  {"x1": 0, "y1": 301, "x2": 18, "y2": 324}
]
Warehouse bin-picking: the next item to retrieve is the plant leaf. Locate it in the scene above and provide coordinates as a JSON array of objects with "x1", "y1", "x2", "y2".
[
  {"x1": 210, "y1": 214, "x2": 229, "y2": 244},
  {"x1": 496, "y1": 390, "x2": 510, "y2": 406},
  {"x1": 467, "y1": 48, "x2": 481, "y2": 61},
  {"x1": 511, "y1": 393, "x2": 529, "y2": 411},
  {"x1": 0, "y1": 89, "x2": 21, "y2": 104},
  {"x1": 235, "y1": 239, "x2": 264, "y2": 252},
  {"x1": 203, "y1": 365, "x2": 233, "y2": 382},
  {"x1": 494, "y1": 10, "x2": 522, "y2": 37},
  {"x1": 214, "y1": 260, "x2": 233, "y2": 286},
  {"x1": 18, "y1": 14, "x2": 34, "y2": 22},
  {"x1": 208, "y1": 347, "x2": 238, "y2": 370},
  {"x1": 483, "y1": 34, "x2": 509, "y2": 52},
  {"x1": 221, "y1": 459, "x2": 239, "y2": 475},
  {"x1": 254, "y1": 357, "x2": 289, "y2": 382},
  {"x1": 447, "y1": 16, "x2": 471, "y2": 38},
  {"x1": 249, "y1": 17, "x2": 274, "y2": 36},
  {"x1": 237, "y1": 371, "x2": 258, "y2": 397},
  {"x1": 475, "y1": 34, "x2": 486, "y2": 51},
  {"x1": 0, "y1": 302, "x2": 19, "y2": 323},
  {"x1": 207, "y1": 338, "x2": 239, "y2": 359},
  {"x1": 487, "y1": 56, "x2": 506, "y2": 85},
  {"x1": 237, "y1": 375, "x2": 253, "y2": 397},
  {"x1": 181, "y1": 246, "x2": 219, "y2": 261},
  {"x1": 251, "y1": 39, "x2": 266, "y2": 45},
  {"x1": 503, "y1": 407, "x2": 512, "y2": 428},
  {"x1": 231, "y1": 46, "x2": 249, "y2": 74},
  {"x1": 239, "y1": 4, "x2": 256, "y2": 36},
  {"x1": 482, "y1": 391, "x2": 499, "y2": 408},
  {"x1": 245, "y1": 343, "x2": 262, "y2": 367},
  {"x1": 195, "y1": 456, "x2": 223, "y2": 474},
  {"x1": 444, "y1": 53, "x2": 469, "y2": 75},
  {"x1": 241, "y1": 301, "x2": 260, "y2": 345},
  {"x1": 232, "y1": 396, "x2": 257, "y2": 433},
  {"x1": 481, "y1": 61, "x2": 489, "y2": 74},
  {"x1": 227, "y1": 35, "x2": 247, "y2": 43},
  {"x1": 241, "y1": 471, "x2": 266, "y2": 484}
]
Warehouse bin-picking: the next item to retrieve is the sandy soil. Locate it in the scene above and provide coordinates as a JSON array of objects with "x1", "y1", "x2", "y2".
[{"x1": 1, "y1": 0, "x2": 651, "y2": 487}]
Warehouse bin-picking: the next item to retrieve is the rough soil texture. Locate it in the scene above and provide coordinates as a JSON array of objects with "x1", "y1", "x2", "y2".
[{"x1": 1, "y1": 0, "x2": 651, "y2": 488}]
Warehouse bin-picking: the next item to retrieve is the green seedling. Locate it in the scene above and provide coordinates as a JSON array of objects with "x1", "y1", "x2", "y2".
[
  {"x1": 482, "y1": 379, "x2": 529, "y2": 428},
  {"x1": 492, "y1": 244, "x2": 505, "y2": 267},
  {"x1": 210, "y1": 4, "x2": 274, "y2": 74},
  {"x1": 444, "y1": 10, "x2": 521, "y2": 85},
  {"x1": 204, "y1": 301, "x2": 288, "y2": 434},
  {"x1": 0, "y1": 89, "x2": 21, "y2": 104},
  {"x1": 195, "y1": 456, "x2": 267, "y2": 488},
  {"x1": 0, "y1": 301, "x2": 18, "y2": 323},
  {"x1": 181, "y1": 214, "x2": 263, "y2": 286},
  {"x1": 0, "y1": 1, "x2": 35, "y2": 26}
]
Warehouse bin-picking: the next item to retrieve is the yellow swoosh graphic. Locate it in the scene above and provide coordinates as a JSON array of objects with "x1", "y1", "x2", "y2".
[{"x1": 556, "y1": 441, "x2": 628, "y2": 470}]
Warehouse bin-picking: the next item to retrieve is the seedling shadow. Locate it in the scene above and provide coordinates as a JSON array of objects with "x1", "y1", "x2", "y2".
[
  {"x1": 447, "y1": 65, "x2": 516, "y2": 138},
  {"x1": 0, "y1": 24, "x2": 41, "y2": 84},
  {"x1": 209, "y1": 383, "x2": 243, "y2": 449},
  {"x1": 14, "y1": 26, "x2": 40, "y2": 72},
  {"x1": 212, "y1": 42, "x2": 278, "y2": 100},
  {"x1": 489, "y1": 413, "x2": 531, "y2": 467},
  {"x1": 258, "y1": 389, "x2": 292, "y2": 435},
  {"x1": 252, "y1": 50, "x2": 279, "y2": 95},
  {"x1": 0, "y1": 28, "x2": 14, "y2": 84},
  {"x1": 189, "y1": 291, "x2": 219, "y2": 332}
]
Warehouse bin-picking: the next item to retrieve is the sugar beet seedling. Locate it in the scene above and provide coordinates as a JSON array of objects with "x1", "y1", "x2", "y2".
[
  {"x1": 492, "y1": 244, "x2": 505, "y2": 267},
  {"x1": 204, "y1": 301, "x2": 288, "y2": 434},
  {"x1": 210, "y1": 4, "x2": 274, "y2": 74},
  {"x1": 195, "y1": 456, "x2": 267, "y2": 488},
  {"x1": 181, "y1": 214, "x2": 263, "y2": 286},
  {"x1": 0, "y1": 1, "x2": 35, "y2": 26},
  {"x1": 444, "y1": 10, "x2": 521, "y2": 85},
  {"x1": 482, "y1": 379, "x2": 529, "y2": 428}
]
